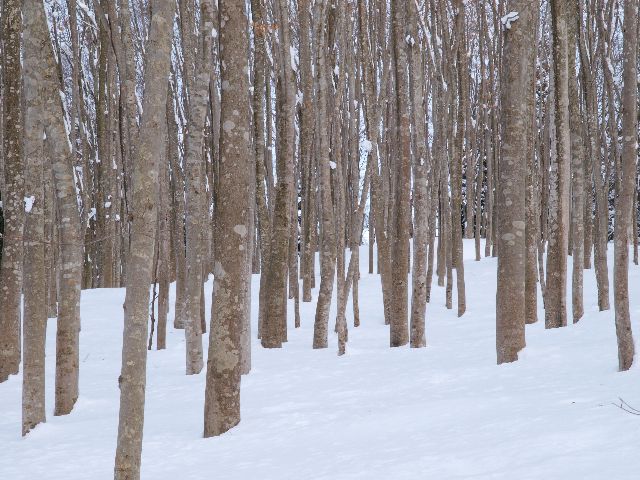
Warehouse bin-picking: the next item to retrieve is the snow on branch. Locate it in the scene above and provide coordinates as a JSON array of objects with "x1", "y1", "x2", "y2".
[{"x1": 501, "y1": 12, "x2": 519, "y2": 30}]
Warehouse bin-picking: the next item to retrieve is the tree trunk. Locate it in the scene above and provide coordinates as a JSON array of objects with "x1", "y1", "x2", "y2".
[
  {"x1": 613, "y1": 0, "x2": 638, "y2": 372},
  {"x1": 496, "y1": 0, "x2": 537, "y2": 364},
  {"x1": 114, "y1": 1, "x2": 175, "y2": 477},
  {"x1": 203, "y1": 0, "x2": 252, "y2": 436},
  {"x1": 0, "y1": 0, "x2": 24, "y2": 383},
  {"x1": 546, "y1": 0, "x2": 571, "y2": 329},
  {"x1": 22, "y1": 0, "x2": 47, "y2": 434}
]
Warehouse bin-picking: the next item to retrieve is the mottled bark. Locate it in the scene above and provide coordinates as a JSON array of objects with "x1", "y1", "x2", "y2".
[
  {"x1": 22, "y1": 0, "x2": 47, "y2": 434},
  {"x1": 546, "y1": 0, "x2": 571, "y2": 329},
  {"x1": 409, "y1": 2, "x2": 428, "y2": 348},
  {"x1": 613, "y1": 0, "x2": 638, "y2": 372},
  {"x1": 496, "y1": 0, "x2": 537, "y2": 364},
  {"x1": 567, "y1": 0, "x2": 584, "y2": 323},
  {"x1": 262, "y1": 0, "x2": 295, "y2": 348},
  {"x1": 390, "y1": 0, "x2": 411, "y2": 346},
  {"x1": 0, "y1": 0, "x2": 24, "y2": 383},
  {"x1": 312, "y1": 0, "x2": 337, "y2": 349},
  {"x1": 203, "y1": 0, "x2": 252, "y2": 436},
  {"x1": 114, "y1": 1, "x2": 175, "y2": 477},
  {"x1": 183, "y1": 0, "x2": 214, "y2": 376}
]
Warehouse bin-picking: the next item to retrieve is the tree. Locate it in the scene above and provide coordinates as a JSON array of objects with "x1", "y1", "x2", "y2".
[
  {"x1": 546, "y1": 0, "x2": 571, "y2": 329},
  {"x1": 496, "y1": 1, "x2": 539, "y2": 364},
  {"x1": 613, "y1": 0, "x2": 638, "y2": 371},
  {"x1": 203, "y1": 0, "x2": 252, "y2": 437},
  {"x1": 21, "y1": 0, "x2": 47, "y2": 434},
  {"x1": 0, "y1": 0, "x2": 23, "y2": 383},
  {"x1": 183, "y1": 0, "x2": 214, "y2": 376},
  {"x1": 390, "y1": 0, "x2": 411, "y2": 347},
  {"x1": 114, "y1": 1, "x2": 176, "y2": 477}
]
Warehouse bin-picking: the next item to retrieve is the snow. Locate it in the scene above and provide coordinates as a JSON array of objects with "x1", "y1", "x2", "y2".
[
  {"x1": 289, "y1": 46, "x2": 299, "y2": 72},
  {"x1": 501, "y1": 11, "x2": 520, "y2": 30},
  {"x1": 361, "y1": 139, "x2": 373, "y2": 154},
  {"x1": 24, "y1": 195, "x2": 36, "y2": 213},
  {"x1": 329, "y1": 160, "x2": 337, "y2": 170},
  {"x1": 2, "y1": 240, "x2": 640, "y2": 479}
]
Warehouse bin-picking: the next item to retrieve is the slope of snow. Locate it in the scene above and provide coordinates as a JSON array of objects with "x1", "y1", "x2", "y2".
[{"x1": 2, "y1": 240, "x2": 640, "y2": 479}]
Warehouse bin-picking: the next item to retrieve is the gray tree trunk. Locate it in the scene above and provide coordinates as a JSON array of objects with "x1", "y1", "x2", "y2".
[
  {"x1": 203, "y1": 0, "x2": 252, "y2": 437},
  {"x1": 114, "y1": 1, "x2": 175, "y2": 477},
  {"x1": 613, "y1": 0, "x2": 638, "y2": 372},
  {"x1": 0, "y1": 0, "x2": 24, "y2": 383}
]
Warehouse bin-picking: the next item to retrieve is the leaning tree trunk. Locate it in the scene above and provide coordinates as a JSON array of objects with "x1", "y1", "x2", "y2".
[
  {"x1": 114, "y1": 2, "x2": 175, "y2": 478},
  {"x1": 203, "y1": 0, "x2": 252, "y2": 437}
]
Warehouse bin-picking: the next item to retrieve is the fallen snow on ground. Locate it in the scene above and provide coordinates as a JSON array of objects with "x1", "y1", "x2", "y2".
[{"x1": 2, "y1": 240, "x2": 640, "y2": 479}]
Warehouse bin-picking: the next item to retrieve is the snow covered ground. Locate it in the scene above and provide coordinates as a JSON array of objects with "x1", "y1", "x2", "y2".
[{"x1": 2, "y1": 239, "x2": 640, "y2": 479}]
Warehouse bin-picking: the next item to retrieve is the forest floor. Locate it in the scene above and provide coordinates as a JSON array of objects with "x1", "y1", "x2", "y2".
[{"x1": 2, "y1": 239, "x2": 640, "y2": 479}]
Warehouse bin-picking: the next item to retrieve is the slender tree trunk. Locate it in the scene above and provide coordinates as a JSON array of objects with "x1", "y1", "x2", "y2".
[
  {"x1": 567, "y1": 0, "x2": 584, "y2": 323},
  {"x1": 183, "y1": 0, "x2": 214, "y2": 375},
  {"x1": 613, "y1": 0, "x2": 638, "y2": 372},
  {"x1": 22, "y1": 0, "x2": 47, "y2": 434},
  {"x1": 114, "y1": 2, "x2": 175, "y2": 477},
  {"x1": 409, "y1": 1, "x2": 428, "y2": 348},
  {"x1": 390, "y1": 0, "x2": 411, "y2": 346},
  {"x1": 546, "y1": 0, "x2": 571, "y2": 329},
  {"x1": 312, "y1": 0, "x2": 337, "y2": 349},
  {"x1": 262, "y1": 0, "x2": 295, "y2": 348}
]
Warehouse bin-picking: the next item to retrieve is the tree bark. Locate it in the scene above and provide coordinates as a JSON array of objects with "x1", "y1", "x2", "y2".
[
  {"x1": 613, "y1": 0, "x2": 638, "y2": 372},
  {"x1": 114, "y1": 1, "x2": 175, "y2": 477},
  {"x1": 496, "y1": 0, "x2": 537, "y2": 363},
  {"x1": 203, "y1": 0, "x2": 252, "y2": 436},
  {"x1": 546, "y1": 0, "x2": 571, "y2": 329},
  {"x1": 0, "y1": 0, "x2": 24, "y2": 383}
]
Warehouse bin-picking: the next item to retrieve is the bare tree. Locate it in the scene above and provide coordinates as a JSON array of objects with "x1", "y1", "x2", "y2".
[
  {"x1": 203, "y1": 0, "x2": 252, "y2": 437},
  {"x1": 613, "y1": 0, "x2": 638, "y2": 371},
  {"x1": 114, "y1": 1, "x2": 176, "y2": 477},
  {"x1": 0, "y1": 0, "x2": 23, "y2": 383},
  {"x1": 496, "y1": 0, "x2": 538, "y2": 364}
]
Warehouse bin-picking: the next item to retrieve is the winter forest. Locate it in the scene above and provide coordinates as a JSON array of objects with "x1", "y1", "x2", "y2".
[{"x1": 0, "y1": 0, "x2": 639, "y2": 478}]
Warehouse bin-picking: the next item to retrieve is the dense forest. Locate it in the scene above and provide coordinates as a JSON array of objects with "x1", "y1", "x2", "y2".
[{"x1": 0, "y1": 0, "x2": 638, "y2": 478}]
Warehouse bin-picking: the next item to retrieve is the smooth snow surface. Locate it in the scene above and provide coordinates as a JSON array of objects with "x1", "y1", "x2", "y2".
[{"x1": 2, "y1": 240, "x2": 640, "y2": 479}]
